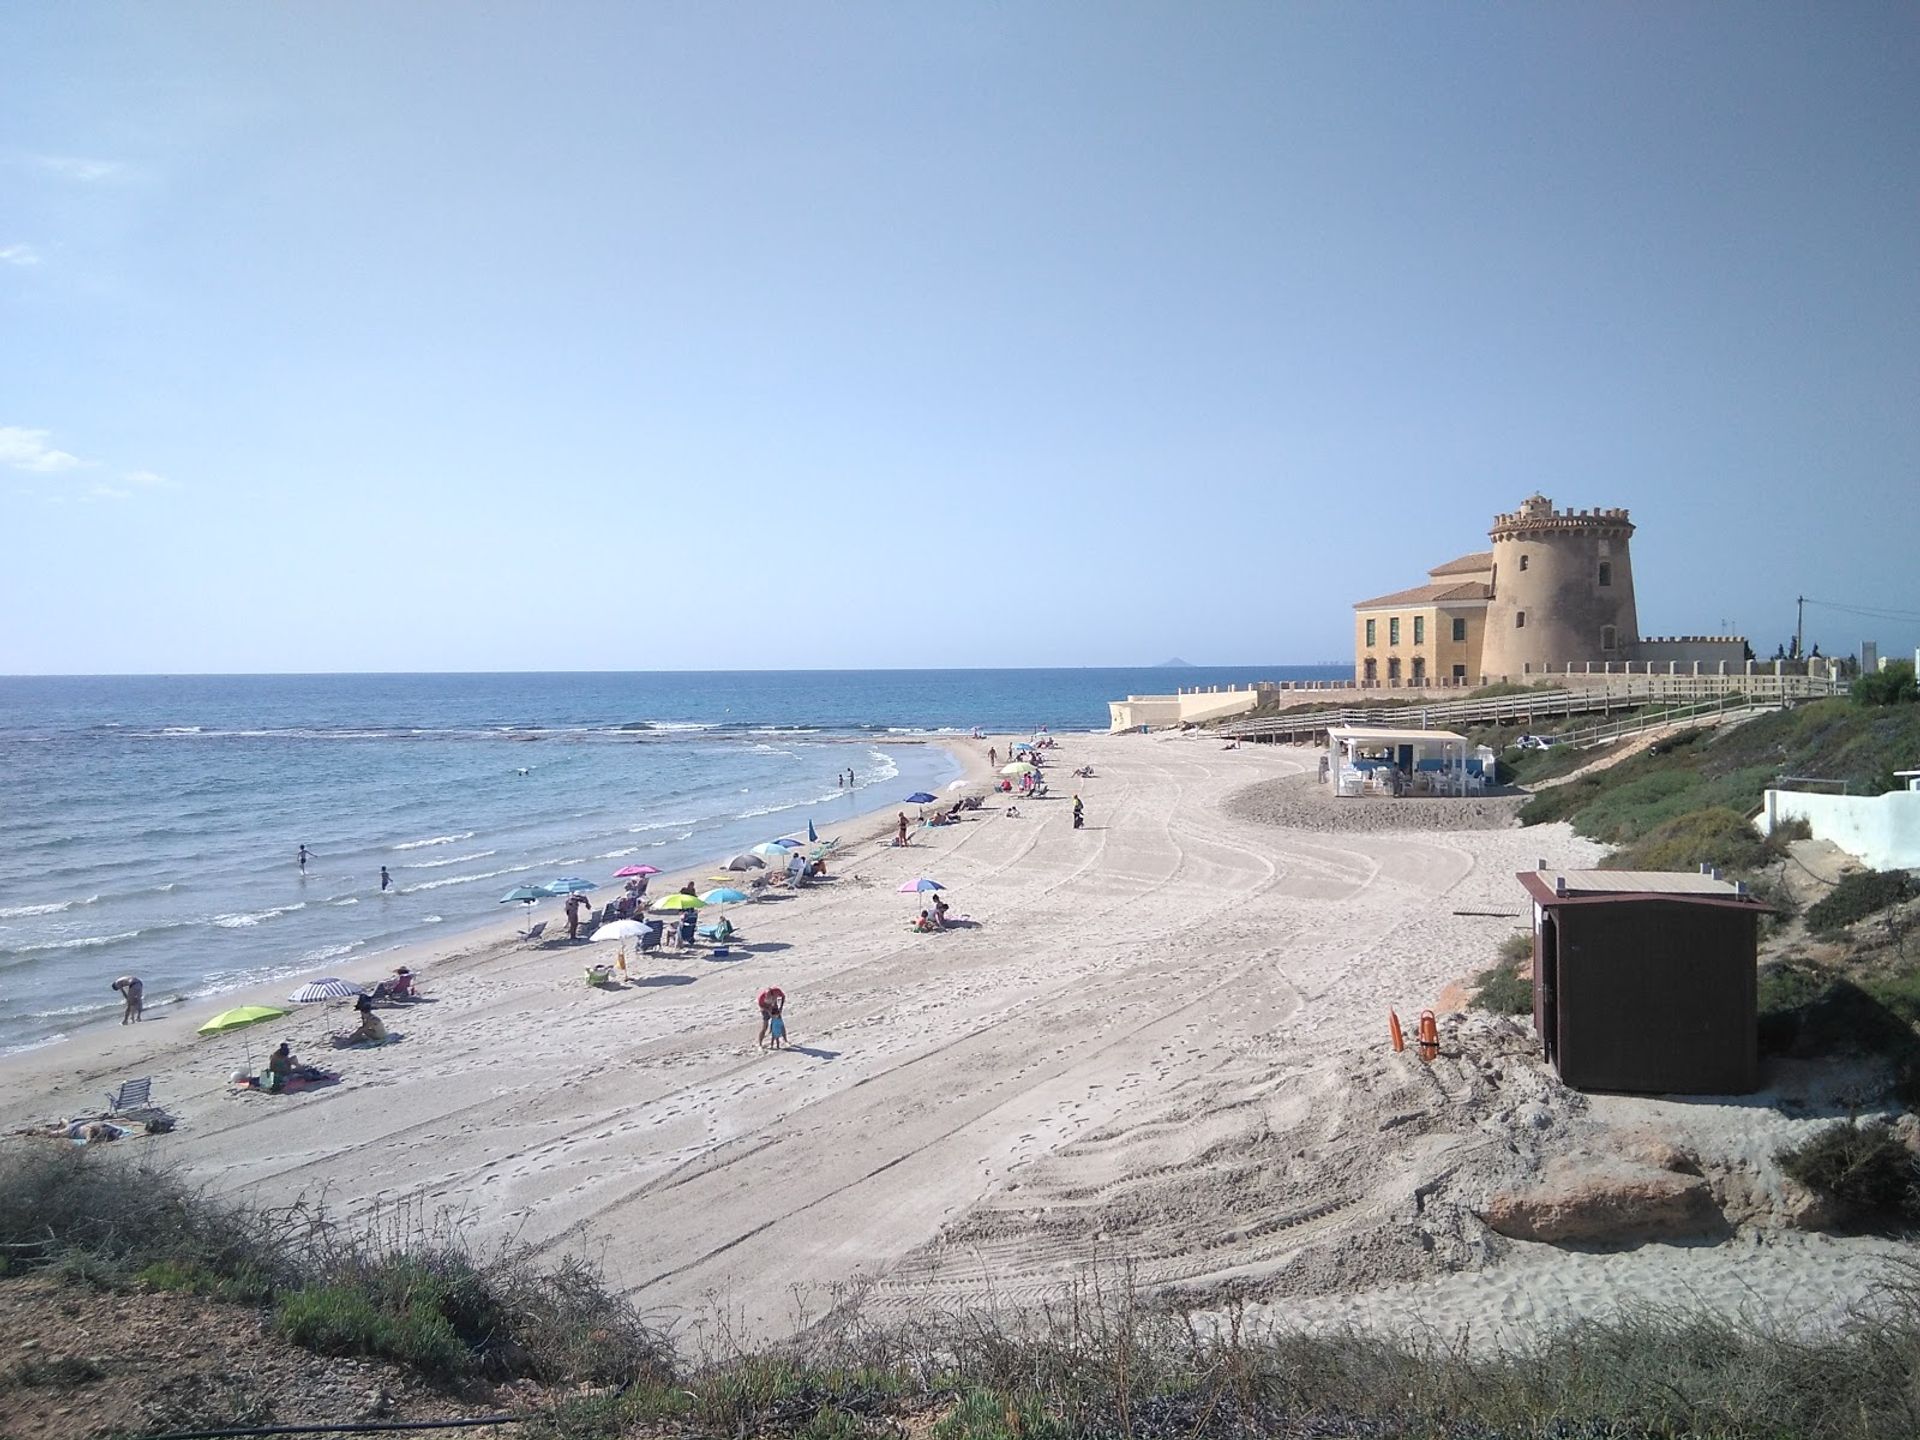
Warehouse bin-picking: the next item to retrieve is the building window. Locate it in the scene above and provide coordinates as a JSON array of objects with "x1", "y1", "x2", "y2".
[
  {"x1": 1413, "y1": 616, "x2": 1425, "y2": 645},
  {"x1": 1365, "y1": 618, "x2": 1376, "y2": 647},
  {"x1": 1601, "y1": 625, "x2": 1617, "y2": 651},
  {"x1": 1364, "y1": 658, "x2": 1377, "y2": 683},
  {"x1": 1388, "y1": 657, "x2": 1401, "y2": 682},
  {"x1": 1452, "y1": 664, "x2": 1467, "y2": 680},
  {"x1": 1412, "y1": 657, "x2": 1426, "y2": 682},
  {"x1": 1598, "y1": 561, "x2": 1612, "y2": 587},
  {"x1": 1516, "y1": 612, "x2": 1526, "y2": 629},
  {"x1": 1451, "y1": 617, "x2": 1467, "y2": 642},
  {"x1": 1389, "y1": 617, "x2": 1400, "y2": 646},
  {"x1": 1519, "y1": 554, "x2": 1529, "y2": 571}
]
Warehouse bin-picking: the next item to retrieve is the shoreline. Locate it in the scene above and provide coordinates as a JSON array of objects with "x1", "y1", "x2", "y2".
[{"x1": 0, "y1": 736, "x2": 989, "y2": 1075}]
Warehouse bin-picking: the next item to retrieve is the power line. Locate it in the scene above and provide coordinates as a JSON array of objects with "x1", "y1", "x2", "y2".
[{"x1": 1800, "y1": 598, "x2": 1920, "y2": 624}]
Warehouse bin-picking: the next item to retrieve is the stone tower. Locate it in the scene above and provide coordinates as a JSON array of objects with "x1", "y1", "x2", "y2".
[{"x1": 1479, "y1": 495, "x2": 1640, "y2": 678}]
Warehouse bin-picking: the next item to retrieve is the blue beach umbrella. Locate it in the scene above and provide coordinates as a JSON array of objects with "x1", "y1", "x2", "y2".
[
  {"x1": 771, "y1": 837, "x2": 804, "y2": 849},
  {"x1": 807, "y1": 818, "x2": 818, "y2": 842},
  {"x1": 701, "y1": 888, "x2": 749, "y2": 904},
  {"x1": 543, "y1": 877, "x2": 598, "y2": 896},
  {"x1": 500, "y1": 885, "x2": 546, "y2": 904},
  {"x1": 897, "y1": 877, "x2": 944, "y2": 893},
  {"x1": 904, "y1": 792, "x2": 937, "y2": 805}
]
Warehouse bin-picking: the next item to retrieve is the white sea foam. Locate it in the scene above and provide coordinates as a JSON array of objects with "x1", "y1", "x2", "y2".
[
  {"x1": 329, "y1": 897, "x2": 360, "y2": 906},
  {"x1": 298, "y1": 940, "x2": 366, "y2": 964},
  {"x1": 401, "y1": 866, "x2": 522, "y2": 894},
  {"x1": 3, "y1": 929, "x2": 143, "y2": 954},
  {"x1": 0, "y1": 894, "x2": 99, "y2": 919},
  {"x1": 402, "y1": 849, "x2": 497, "y2": 869},
  {"x1": 212, "y1": 902, "x2": 308, "y2": 929},
  {"x1": 420, "y1": 914, "x2": 443, "y2": 924},
  {"x1": 392, "y1": 831, "x2": 477, "y2": 851},
  {"x1": 596, "y1": 846, "x2": 640, "y2": 859},
  {"x1": 626, "y1": 817, "x2": 699, "y2": 834}
]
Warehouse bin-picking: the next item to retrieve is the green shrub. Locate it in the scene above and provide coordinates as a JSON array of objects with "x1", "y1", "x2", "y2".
[
  {"x1": 1807, "y1": 870, "x2": 1914, "y2": 937},
  {"x1": 1470, "y1": 963, "x2": 1532, "y2": 1016},
  {"x1": 1599, "y1": 805, "x2": 1780, "y2": 874},
  {"x1": 1776, "y1": 1120, "x2": 1919, "y2": 1221},
  {"x1": 277, "y1": 1278, "x2": 470, "y2": 1378},
  {"x1": 1854, "y1": 661, "x2": 1918, "y2": 707}
]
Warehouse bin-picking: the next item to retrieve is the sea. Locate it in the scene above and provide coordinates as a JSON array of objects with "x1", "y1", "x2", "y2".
[{"x1": 0, "y1": 666, "x2": 1339, "y2": 1054}]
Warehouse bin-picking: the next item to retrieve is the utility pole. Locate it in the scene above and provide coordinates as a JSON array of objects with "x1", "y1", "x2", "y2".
[{"x1": 1795, "y1": 595, "x2": 1805, "y2": 661}]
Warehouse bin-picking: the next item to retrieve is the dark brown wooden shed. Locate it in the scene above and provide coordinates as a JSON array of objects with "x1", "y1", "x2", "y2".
[{"x1": 1517, "y1": 869, "x2": 1769, "y2": 1095}]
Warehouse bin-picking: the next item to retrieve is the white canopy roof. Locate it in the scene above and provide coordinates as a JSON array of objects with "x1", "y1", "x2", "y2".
[{"x1": 1328, "y1": 727, "x2": 1470, "y2": 746}]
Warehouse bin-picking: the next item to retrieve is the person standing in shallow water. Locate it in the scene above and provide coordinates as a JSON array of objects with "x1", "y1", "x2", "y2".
[
  {"x1": 298, "y1": 844, "x2": 311, "y2": 874},
  {"x1": 111, "y1": 975, "x2": 143, "y2": 1024},
  {"x1": 379, "y1": 866, "x2": 391, "y2": 892}
]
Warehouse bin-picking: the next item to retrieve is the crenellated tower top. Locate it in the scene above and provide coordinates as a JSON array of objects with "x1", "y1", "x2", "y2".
[{"x1": 1490, "y1": 494, "x2": 1634, "y2": 541}]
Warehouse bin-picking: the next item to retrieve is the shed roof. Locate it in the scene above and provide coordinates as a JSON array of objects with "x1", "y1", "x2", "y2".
[
  {"x1": 1352, "y1": 580, "x2": 1493, "y2": 610},
  {"x1": 1517, "y1": 869, "x2": 1773, "y2": 912},
  {"x1": 1330, "y1": 727, "x2": 1471, "y2": 746}
]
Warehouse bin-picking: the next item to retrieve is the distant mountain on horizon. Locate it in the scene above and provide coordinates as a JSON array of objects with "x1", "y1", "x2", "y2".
[{"x1": 1155, "y1": 657, "x2": 1195, "y2": 667}]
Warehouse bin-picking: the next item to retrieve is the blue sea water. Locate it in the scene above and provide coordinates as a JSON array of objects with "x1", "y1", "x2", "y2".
[{"x1": 0, "y1": 666, "x2": 1337, "y2": 1052}]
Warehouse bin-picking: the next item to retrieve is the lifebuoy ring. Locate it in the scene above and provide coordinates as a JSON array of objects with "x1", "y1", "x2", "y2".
[{"x1": 1389, "y1": 1010, "x2": 1405, "y2": 1053}]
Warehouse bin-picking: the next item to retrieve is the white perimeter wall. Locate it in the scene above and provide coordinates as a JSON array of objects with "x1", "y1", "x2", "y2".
[
  {"x1": 1108, "y1": 690, "x2": 1261, "y2": 732},
  {"x1": 1759, "y1": 789, "x2": 1920, "y2": 872}
]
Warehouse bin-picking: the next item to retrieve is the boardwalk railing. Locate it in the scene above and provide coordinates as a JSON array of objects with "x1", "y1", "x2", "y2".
[{"x1": 1215, "y1": 672, "x2": 1842, "y2": 745}]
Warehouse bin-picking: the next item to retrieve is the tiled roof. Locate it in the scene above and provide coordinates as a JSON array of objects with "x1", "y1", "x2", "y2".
[
  {"x1": 1352, "y1": 581, "x2": 1493, "y2": 610},
  {"x1": 1428, "y1": 551, "x2": 1493, "y2": 577}
]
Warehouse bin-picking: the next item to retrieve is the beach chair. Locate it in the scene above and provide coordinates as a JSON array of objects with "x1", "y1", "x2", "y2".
[
  {"x1": 525, "y1": 920, "x2": 548, "y2": 944},
  {"x1": 105, "y1": 1077, "x2": 152, "y2": 1115}
]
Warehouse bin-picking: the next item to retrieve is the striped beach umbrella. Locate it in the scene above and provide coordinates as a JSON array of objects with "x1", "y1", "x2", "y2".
[{"x1": 289, "y1": 978, "x2": 366, "y2": 1004}]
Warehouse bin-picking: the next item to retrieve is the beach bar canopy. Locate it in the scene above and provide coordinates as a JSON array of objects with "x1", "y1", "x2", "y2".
[
  {"x1": 1518, "y1": 868, "x2": 1770, "y2": 1096},
  {"x1": 1326, "y1": 727, "x2": 1474, "y2": 797}
]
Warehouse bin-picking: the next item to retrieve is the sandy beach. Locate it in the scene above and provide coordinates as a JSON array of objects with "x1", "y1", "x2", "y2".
[{"x1": 1, "y1": 731, "x2": 1900, "y2": 1350}]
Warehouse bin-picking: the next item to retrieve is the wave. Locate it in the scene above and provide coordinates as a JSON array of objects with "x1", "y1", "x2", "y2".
[
  {"x1": 0, "y1": 929, "x2": 143, "y2": 956},
  {"x1": 402, "y1": 849, "x2": 497, "y2": 869},
  {"x1": 420, "y1": 914, "x2": 443, "y2": 924},
  {"x1": 329, "y1": 896, "x2": 360, "y2": 906},
  {"x1": 212, "y1": 902, "x2": 308, "y2": 929},
  {"x1": 400, "y1": 865, "x2": 525, "y2": 894},
  {"x1": 596, "y1": 846, "x2": 639, "y2": 859},
  {"x1": 0, "y1": 894, "x2": 100, "y2": 919},
  {"x1": 297, "y1": 940, "x2": 366, "y2": 964},
  {"x1": 392, "y1": 831, "x2": 477, "y2": 851}
]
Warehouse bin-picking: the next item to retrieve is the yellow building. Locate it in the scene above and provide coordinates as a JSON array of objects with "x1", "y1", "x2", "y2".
[{"x1": 1352, "y1": 553, "x2": 1492, "y2": 687}]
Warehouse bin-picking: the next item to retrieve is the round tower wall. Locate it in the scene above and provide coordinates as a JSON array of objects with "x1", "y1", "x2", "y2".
[{"x1": 1480, "y1": 512, "x2": 1640, "y2": 678}]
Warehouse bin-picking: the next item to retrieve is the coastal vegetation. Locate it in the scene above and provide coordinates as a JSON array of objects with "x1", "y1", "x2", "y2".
[
  {"x1": 13, "y1": 1147, "x2": 1920, "y2": 1438},
  {"x1": 1470, "y1": 932, "x2": 1535, "y2": 1015},
  {"x1": 1518, "y1": 699, "x2": 1920, "y2": 864}
]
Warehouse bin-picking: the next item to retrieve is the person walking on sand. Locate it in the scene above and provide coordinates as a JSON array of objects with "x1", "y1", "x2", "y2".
[
  {"x1": 298, "y1": 844, "x2": 311, "y2": 874},
  {"x1": 896, "y1": 812, "x2": 909, "y2": 847},
  {"x1": 1072, "y1": 794, "x2": 1085, "y2": 830},
  {"x1": 564, "y1": 893, "x2": 586, "y2": 941},
  {"x1": 111, "y1": 974, "x2": 143, "y2": 1024},
  {"x1": 989, "y1": 746, "x2": 997, "y2": 768},
  {"x1": 379, "y1": 865, "x2": 392, "y2": 892}
]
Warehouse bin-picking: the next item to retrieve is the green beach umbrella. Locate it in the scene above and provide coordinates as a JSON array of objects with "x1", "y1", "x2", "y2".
[
  {"x1": 198, "y1": 1004, "x2": 289, "y2": 1036},
  {"x1": 1000, "y1": 762, "x2": 1035, "y2": 776},
  {"x1": 652, "y1": 893, "x2": 706, "y2": 911}
]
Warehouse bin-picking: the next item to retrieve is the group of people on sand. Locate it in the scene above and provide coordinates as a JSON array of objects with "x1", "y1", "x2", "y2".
[{"x1": 912, "y1": 895, "x2": 954, "y2": 932}]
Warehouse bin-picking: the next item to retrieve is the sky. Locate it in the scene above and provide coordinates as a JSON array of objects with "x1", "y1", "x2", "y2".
[{"x1": 3, "y1": 3, "x2": 1916, "y2": 674}]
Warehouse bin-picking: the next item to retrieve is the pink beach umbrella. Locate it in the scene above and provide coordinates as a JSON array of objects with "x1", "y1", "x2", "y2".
[
  {"x1": 897, "y1": 878, "x2": 944, "y2": 894},
  {"x1": 614, "y1": 864, "x2": 661, "y2": 878}
]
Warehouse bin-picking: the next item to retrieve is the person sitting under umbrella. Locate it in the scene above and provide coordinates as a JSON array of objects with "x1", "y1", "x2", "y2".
[{"x1": 333, "y1": 994, "x2": 389, "y2": 1047}]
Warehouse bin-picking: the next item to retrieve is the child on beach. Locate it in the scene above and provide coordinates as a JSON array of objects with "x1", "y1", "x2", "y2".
[{"x1": 768, "y1": 1009, "x2": 787, "y2": 1049}]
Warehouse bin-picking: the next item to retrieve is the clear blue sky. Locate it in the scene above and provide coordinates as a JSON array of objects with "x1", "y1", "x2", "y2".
[{"x1": 4, "y1": 4, "x2": 1916, "y2": 673}]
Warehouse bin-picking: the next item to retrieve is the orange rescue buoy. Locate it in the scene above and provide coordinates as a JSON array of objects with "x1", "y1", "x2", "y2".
[
  {"x1": 1417, "y1": 1009, "x2": 1440, "y2": 1061},
  {"x1": 1389, "y1": 1009, "x2": 1405, "y2": 1053}
]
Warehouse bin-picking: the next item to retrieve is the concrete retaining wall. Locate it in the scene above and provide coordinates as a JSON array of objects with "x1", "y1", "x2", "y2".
[{"x1": 1759, "y1": 788, "x2": 1920, "y2": 871}]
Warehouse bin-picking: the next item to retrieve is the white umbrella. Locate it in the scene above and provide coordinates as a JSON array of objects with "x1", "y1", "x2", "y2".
[
  {"x1": 593, "y1": 919, "x2": 650, "y2": 943},
  {"x1": 946, "y1": 780, "x2": 969, "y2": 792}
]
